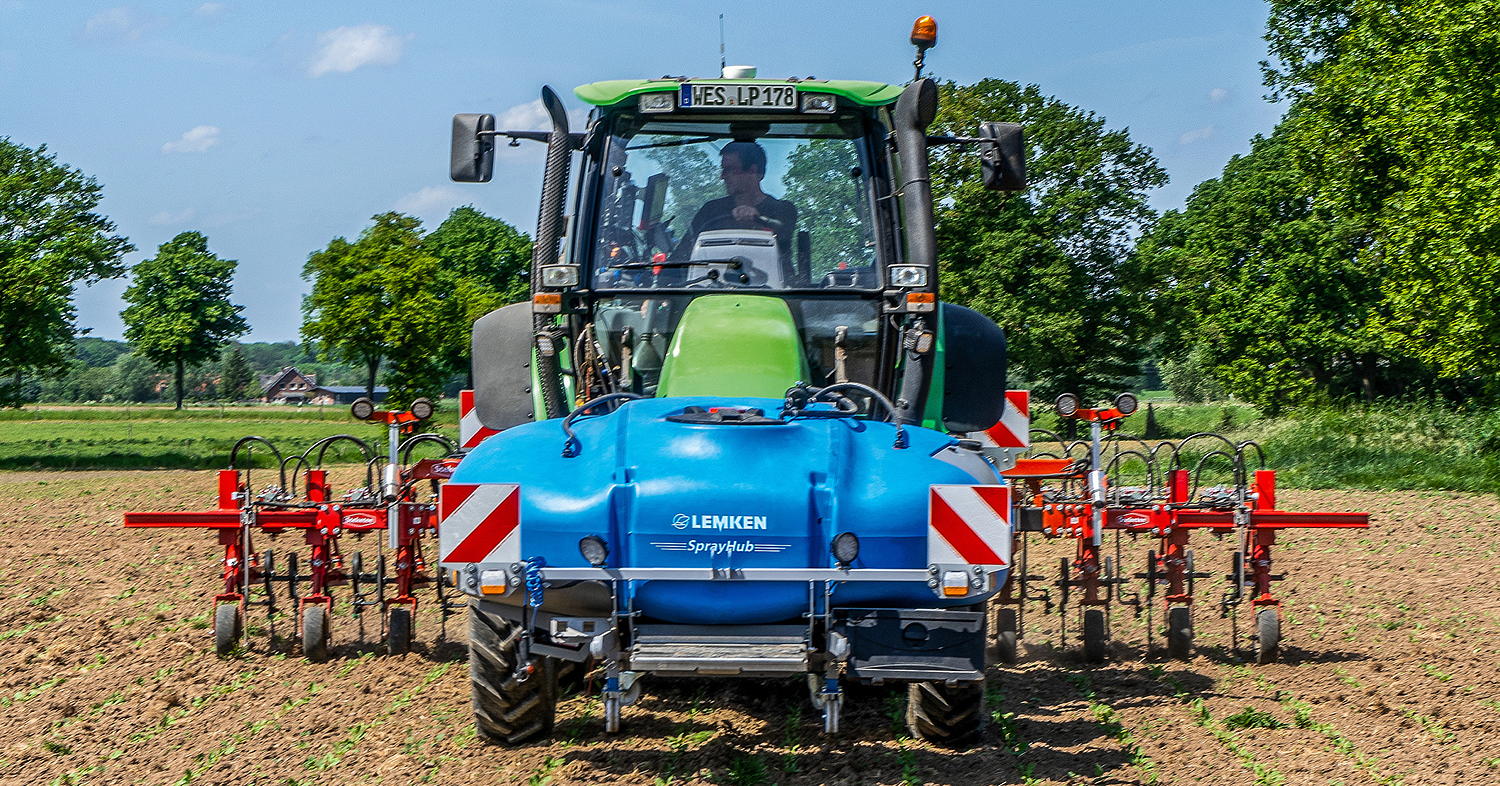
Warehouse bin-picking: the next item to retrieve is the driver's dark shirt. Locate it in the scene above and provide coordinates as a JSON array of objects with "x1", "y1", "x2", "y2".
[{"x1": 685, "y1": 195, "x2": 798, "y2": 255}]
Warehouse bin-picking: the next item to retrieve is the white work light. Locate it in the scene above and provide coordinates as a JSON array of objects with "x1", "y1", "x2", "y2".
[
  {"x1": 540, "y1": 264, "x2": 580, "y2": 288},
  {"x1": 888, "y1": 265, "x2": 928, "y2": 287},
  {"x1": 639, "y1": 93, "x2": 675, "y2": 113}
]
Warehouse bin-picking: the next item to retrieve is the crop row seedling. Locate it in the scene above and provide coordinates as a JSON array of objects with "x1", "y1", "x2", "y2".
[
  {"x1": 1151, "y1": 667, "x2": 1284, "y2": 786},
  {"x1": 1064, "y1": 671, "x2": 1160, "y2": 784},
  {"x1": 1237, "y1": 667, "x2": 1403, "y2": 786}
]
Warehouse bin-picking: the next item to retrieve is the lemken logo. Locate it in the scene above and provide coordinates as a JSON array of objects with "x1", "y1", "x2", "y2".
[{"x1": 670, "y1": 513, "x2": 768, "y2": 531}]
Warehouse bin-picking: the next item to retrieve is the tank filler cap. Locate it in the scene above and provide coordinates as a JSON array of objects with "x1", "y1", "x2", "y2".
[{"x1": 722, "y1": 65, "x2": 757, "y2": 78}]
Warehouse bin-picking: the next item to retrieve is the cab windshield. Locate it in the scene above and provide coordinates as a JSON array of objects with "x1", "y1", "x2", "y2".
[{"x1": 589, "y1": 112, "x2": 885, "y2": 291}]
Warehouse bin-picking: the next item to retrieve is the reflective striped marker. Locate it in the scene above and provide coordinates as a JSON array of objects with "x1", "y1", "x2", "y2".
[
  {"x1": 928, "y1": 485, "x2": 1012, "y2": 567},
  {"x1": 439, "y1": 483, "x2": 520, "y2": 566},
  {"x1": 459, "y1": 390, "x2": 501, "y2": 449}
]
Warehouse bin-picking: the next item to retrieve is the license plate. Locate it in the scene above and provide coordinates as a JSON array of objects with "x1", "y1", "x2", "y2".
[{"x1": 680, "y1": 83, "x2": 798, "y2": 110}]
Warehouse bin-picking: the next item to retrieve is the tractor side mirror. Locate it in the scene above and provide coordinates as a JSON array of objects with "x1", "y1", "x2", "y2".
[
  {"x1": 451, "y1": 113, "x2": 496, "y2": 182},
  {"x1": 641, "y1": 173, "x2": 667, "y2": 227},
  {"x1": 978, "y1": 122, "x2": 1026, "y2": 192}
]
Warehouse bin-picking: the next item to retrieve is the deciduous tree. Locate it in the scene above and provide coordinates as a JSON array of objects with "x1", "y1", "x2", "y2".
[
  {"x1": 0, "y1": 138, "x2": 133, "y2": 405},
  {"x1": 121, "y1": 232, "x2": 248, "y2": 409},
  {"x1": 929, "y1": 80, "x2": 1167, "y2": 400}
]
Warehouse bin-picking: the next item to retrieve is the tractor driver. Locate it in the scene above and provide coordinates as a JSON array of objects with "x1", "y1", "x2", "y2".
[{"x1": 674, "y1": 142, "x2": 798, "y2": 261}]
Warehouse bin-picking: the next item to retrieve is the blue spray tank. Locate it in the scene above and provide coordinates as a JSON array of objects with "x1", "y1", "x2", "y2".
[{"x1": 451, "y1": 395, "x2": 1006, "y2": 624}]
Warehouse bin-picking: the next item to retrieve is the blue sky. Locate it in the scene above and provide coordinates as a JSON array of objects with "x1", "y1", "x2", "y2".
[{"x1": 3, "y1": 1, "x2": 1284, "y2": 342}]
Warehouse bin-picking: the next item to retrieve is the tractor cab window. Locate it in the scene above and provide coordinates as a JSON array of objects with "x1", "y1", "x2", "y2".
[{"x1": 590, "y1": 113, "x2": 884, "y2": 291}]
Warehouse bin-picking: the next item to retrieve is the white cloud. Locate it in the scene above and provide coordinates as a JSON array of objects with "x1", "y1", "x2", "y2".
[
  {"x1": 83, "y1": 7, "x2": 153, "y2": 41},
  {"x1": 148, "y1": 208, "x2": 197, "y2": 226},
  {"x1": 1208, "y1": 87, "x2": 1229, "y2": 103},
  {"x1": 193, "y1": 2, "x2": 225, "y2": 17},
  {"x1": 307, "y1": 24, "x2": 406, "y2": 77},
  {"x1": 1178, "y1": 125, "x2": 1214, "y2": 145},
  {"x1": 394, "y1": 185, "x2": 468, "y2": 219},
  {"x1": 496, "y1": 99, "x2": 550, "y2": 130},
  {"x1": 162, "y1": 125, "x2": 221, "y2": 153}
]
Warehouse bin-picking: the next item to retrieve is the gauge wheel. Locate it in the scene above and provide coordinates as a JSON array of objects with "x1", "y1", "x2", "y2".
[
  {"x1": 1255, "y1": 608, "x2": 1281, "y2": 664},
  {"x1": 1167, "y1": 605, "x2": 1193, "y2": 660},
  {"x1": 995, "y1": 607, "x2": 1019, "y2": 664},
  {"x1": 214, "y1": 603, "x2": 242, "y2": 657},
  {"x1": 387, "y1": 605, "x2": 413, "y2": 655},
  {"x1": 301, "y1": 604, "x2": 331, "y2": 662},
  {"x1": 1082, "y1": 608, "x2": 1107, "y2": 663}
]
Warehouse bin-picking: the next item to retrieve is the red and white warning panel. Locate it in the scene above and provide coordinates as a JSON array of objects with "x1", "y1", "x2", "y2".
[
  {"x1": 458, "y1": 390, "x2": 501, "y2": 450},
  {"x1": 439, "y1": 483, "x2": 521, "y2": 566},
  {"x1": 974, "y1": 390, "x2": 1029, "y2": 448},
  {"x1": 928, "y1": 484, "x2": 1012, "y2": 567}
]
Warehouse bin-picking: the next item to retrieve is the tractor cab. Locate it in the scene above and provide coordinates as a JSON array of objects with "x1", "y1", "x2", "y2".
[
  {"x1": 577, "y1": 79, "x2": 902, "y2": 397},
  {"x1": 451, "y1": 60, "x2": 1024, "y2": 434}
]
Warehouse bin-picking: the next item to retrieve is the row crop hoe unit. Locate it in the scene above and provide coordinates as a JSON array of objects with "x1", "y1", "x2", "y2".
[
  {"x1": 125, "y1": 17, "x2": 1367, "y2": 748},
  {"x1": 123, "y1": 398, "x2": 465, "y2": 660}
]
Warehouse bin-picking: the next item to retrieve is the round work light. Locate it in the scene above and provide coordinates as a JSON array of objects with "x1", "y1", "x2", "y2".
[
  {"x1": 578, "y1": 535, "x2": 609, "y2": 567},
  {"x1": 350, "y1": 397, "x2": 376, "y2": 421}
]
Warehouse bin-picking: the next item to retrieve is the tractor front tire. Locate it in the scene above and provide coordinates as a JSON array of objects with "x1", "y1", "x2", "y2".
[
  {"x1": 907, "y1": 680, "x2": 986, "y2": 747},
  {"x1": 468, "y1": 602, "x2": 557, "y2": 745}
]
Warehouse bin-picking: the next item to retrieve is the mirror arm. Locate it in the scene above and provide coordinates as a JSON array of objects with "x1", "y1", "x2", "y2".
[{"x1": 480, "y1": 129, "x2": 586, "y2": 149}]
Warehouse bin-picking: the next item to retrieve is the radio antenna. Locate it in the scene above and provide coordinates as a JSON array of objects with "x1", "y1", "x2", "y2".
[{"x1": 719, "y1": 13, "x2": 726, "y2": 73}]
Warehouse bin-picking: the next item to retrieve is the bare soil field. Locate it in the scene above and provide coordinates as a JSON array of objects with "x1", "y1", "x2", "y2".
[{"x1": 0, "y1": 470, "x2": 1496, "y2": 785}]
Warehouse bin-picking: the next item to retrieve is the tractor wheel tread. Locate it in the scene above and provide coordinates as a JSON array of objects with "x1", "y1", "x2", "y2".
[
  {"x1": 907, "y1": 680, "x2": 986, "y2": 747},
  {"x1": 468, "y1": 601, "x2": 557, "y2": 745}
]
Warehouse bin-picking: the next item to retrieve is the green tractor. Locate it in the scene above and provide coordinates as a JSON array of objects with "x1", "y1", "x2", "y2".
[{"x1": 443, "y1": 18, "x2": 1028, "y2": 744}]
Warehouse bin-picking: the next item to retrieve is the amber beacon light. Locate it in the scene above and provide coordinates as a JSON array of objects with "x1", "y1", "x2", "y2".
[{"x1": 910, "y1": 15, "x2": 938, "y2": 49}]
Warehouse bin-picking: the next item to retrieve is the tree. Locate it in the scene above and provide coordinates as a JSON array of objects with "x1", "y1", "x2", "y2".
[
  {"x1": 423, "y1": 206, "x2": 531, "y2": 304},
  {"x1": 928, "y1": 80, "x2": 1167, "y2": 400},
  {"x1": 0, "y1": 138, "x2": 133, "y2": 405},
  {"x1": 1264, "y1": 0, "x2": 1500, "y2": 394},
  {"x1": 121, "y1": 232, "x2": 248, "y2": 409},
  {"x1": 302, "y1": 216, "x2": 408, "y2": 397},
  {"x1": 423, "y1": 207, "x2": 533, "y2": 381},
  {"x1": 220, "y1": 346, "x2": 253, "y2": 401},
  {"x1": 1132, "y1": 128, "x2": 1414, "y2": 411}
]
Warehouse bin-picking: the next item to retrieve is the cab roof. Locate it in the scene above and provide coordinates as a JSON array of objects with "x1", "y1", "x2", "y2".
[{"x1": 574, "y1": 79, "x2": 903, "y2": 107}]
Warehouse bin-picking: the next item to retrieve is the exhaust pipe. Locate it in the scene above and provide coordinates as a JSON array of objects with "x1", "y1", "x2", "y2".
[
  {"x1": 532, "y1": 86, "x2": 572, "y2": 418},
  {"x1": 891, "y1": 78, "x2": 939, "y2": 425}
]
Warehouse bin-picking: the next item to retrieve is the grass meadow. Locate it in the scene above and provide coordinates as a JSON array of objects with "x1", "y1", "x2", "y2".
[
  {"x1": 0, "y1": 403, "x2": 459, "y2": 470},
  {"x1": 0, "y1": 399, "x2": 1494, "y2": 493}
]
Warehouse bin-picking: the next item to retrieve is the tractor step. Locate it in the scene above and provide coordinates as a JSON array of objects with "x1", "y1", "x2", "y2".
[{"x1": 629, "y1": 624, "x2": 808, "y2": 675}]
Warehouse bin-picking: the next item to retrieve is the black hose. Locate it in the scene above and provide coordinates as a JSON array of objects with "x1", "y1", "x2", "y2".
[{"x1": 561, "y1": 393, "x2": 644, "y2": 458}]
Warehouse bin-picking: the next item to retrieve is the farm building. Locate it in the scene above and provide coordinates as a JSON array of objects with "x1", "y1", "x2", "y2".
[{"x1": 260, "y1": 367, "x2": 386, "y2": 405}]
